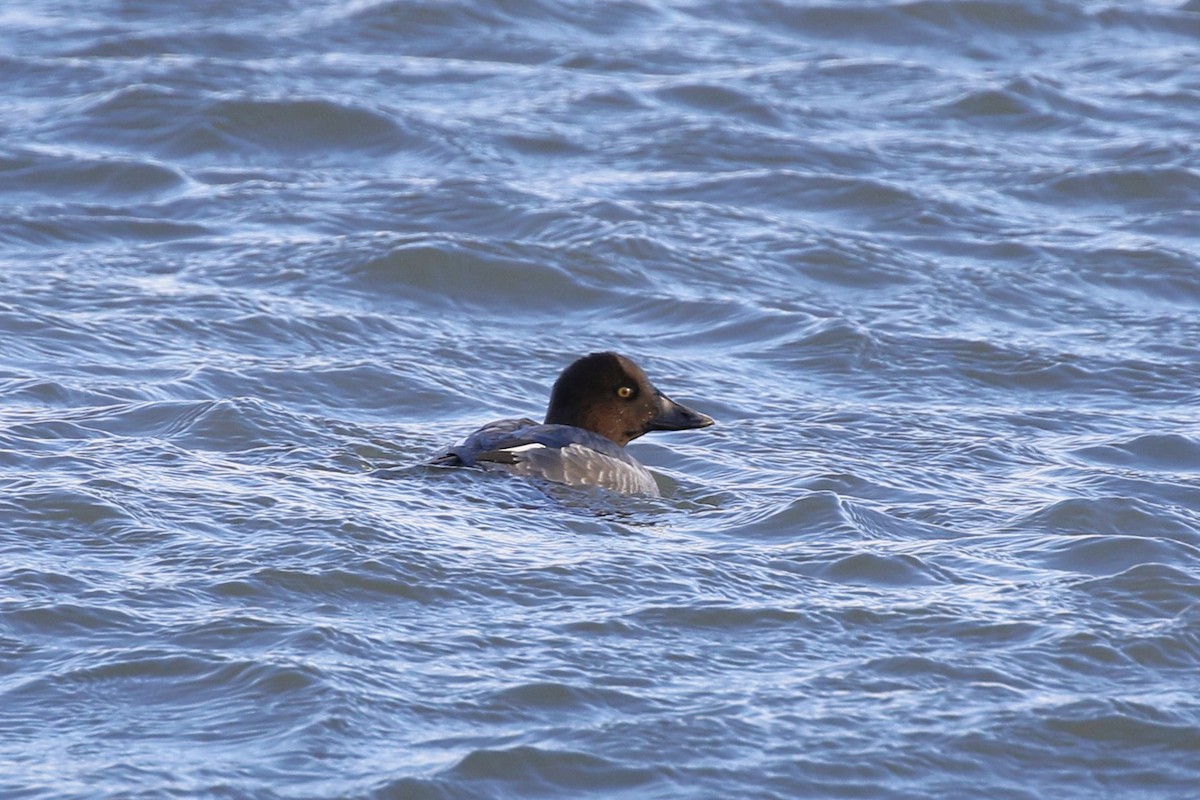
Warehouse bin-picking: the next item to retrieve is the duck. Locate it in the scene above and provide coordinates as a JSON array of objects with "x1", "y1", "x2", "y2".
[{"x1": 429, "y1": 352, "x2": 714, "y2": 495}]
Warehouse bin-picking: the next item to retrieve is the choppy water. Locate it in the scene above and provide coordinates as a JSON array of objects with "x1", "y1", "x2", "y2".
[{"x1": 4, "y1": 1, "x2": 1200, "y2": 797}]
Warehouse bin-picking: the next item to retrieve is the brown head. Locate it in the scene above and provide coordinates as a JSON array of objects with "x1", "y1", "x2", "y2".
[{"x1": 543, "y1": 352, "x2": 714, "y2": 446}]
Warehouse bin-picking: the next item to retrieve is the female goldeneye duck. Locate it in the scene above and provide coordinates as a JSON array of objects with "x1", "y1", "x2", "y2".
[{"x1": 430, "y1": 352, "x2": 714, "y2": 495}]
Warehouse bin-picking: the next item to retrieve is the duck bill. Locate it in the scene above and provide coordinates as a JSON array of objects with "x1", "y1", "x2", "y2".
[{"x1": 647, "y1": 392, "x2": 715, "y2": 432}]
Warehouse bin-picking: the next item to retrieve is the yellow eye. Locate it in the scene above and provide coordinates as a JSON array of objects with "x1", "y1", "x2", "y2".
[{"x1": 617, "y1": 386, "x2": 634, "y2": 399}]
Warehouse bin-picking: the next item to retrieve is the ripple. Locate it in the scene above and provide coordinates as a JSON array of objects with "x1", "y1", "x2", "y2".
[
  {"x1": 343, "y1": 235, "x2": 622, "y2": 312},
  {"x1": 1025, "y1": 534, "x2": 1199, "y2": 578},
  {"x1": 1037, "y1": 166, "x2": 1200, "y2": 212},
  {"x1": 755, "y1": 317, "x2": 880, "y2": 373},
  {"x1": 6, "y1": 647, "x2": 331, "y2": 730},
  {"x1": 740, "y1": 0, "x2": 1088, "y2": 51},
  {"x1": 728, "y1": 491, "x2": 856, "y2": 540},
  {"x1": 207, "y1": 97, "x2": 413, "y2": 156},
  {"x1": 46, "y1": 397, "x2": 320, "y2": 457},
  {"x1": 944, "y1": 74, "x2": 1102, "y2": 130},
  {"x1": 0, "y1": 147, "x2": 185, "y2": 200},
  {"x1": 1, "y1": 485, "x2": 135, "y2": 536},
  {"x1": 61, "y1": 85, "x2": 427, "y2": 164},
  {"x1": 654, "y1": 82, "x2": 787, "y2": 128},
  {"x1": 1060, "y1": 244, "x2": 1200, "y2": 306},
  {"x1": 3, "y1": 601, "x2": 142, "y2": 638},
  {"x1": 629, "y1": 602, "x2": 809, "y2": 633},
  {"x1": 1074, "y1": 433, "x2": 1200, "y2": 472},
  {"x1": 445, "y1": 744, "x2": 660, "y2": 793},
  {"x1": 212, "y1": 562, "x2": 456, "y2": 606},
  {"x1": 0, "y1": 210, "x2": 210, "y2": 248},
  {"x1": 488, "y1": 681, "x2": 647, "y2": 716},
  {"x1": 1041, "y1": 698, "x2": 1200, "y2": 749},
  {"x1": 1073, "y1": 563, "x2": 1200, "y2": 620},
  {"x1": 1020, "y1": 496, "x2": 1200, "y2": 543},
  {"x1": 816, "y1": 551, "x2": 950, "y2": 586}
]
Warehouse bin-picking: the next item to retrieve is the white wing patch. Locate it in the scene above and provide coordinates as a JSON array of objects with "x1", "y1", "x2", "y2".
[{"x1": 500, "y1": 443, "x2": 547, "y2": 454}]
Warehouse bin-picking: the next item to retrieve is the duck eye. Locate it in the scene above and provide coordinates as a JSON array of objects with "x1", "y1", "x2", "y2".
[{"x1": 617, "y1": 386, "x2": 634, "y2": 399}]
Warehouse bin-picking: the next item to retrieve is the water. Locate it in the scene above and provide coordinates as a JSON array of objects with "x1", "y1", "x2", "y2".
[{"x1": 3, "y1": 0, "x2": 1200, "y2": 797}]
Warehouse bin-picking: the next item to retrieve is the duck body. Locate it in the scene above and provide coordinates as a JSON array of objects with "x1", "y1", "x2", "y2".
[
  {"x1": 435, "y1": 417, "x2": 661, "y2": 495},
  {"x1": 430, "y1": 352, "x2": 714, "y2": 496}
]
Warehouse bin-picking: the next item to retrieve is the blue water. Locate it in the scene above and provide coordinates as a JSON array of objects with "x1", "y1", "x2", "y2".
[{"x1": 3, "y1": 1, "x2": 1200, "y2": 797}]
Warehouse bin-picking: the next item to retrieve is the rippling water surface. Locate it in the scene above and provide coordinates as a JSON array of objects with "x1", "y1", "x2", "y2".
[{"x1": 3, "y1": 1, "x2": 1200, "y2": 797}]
